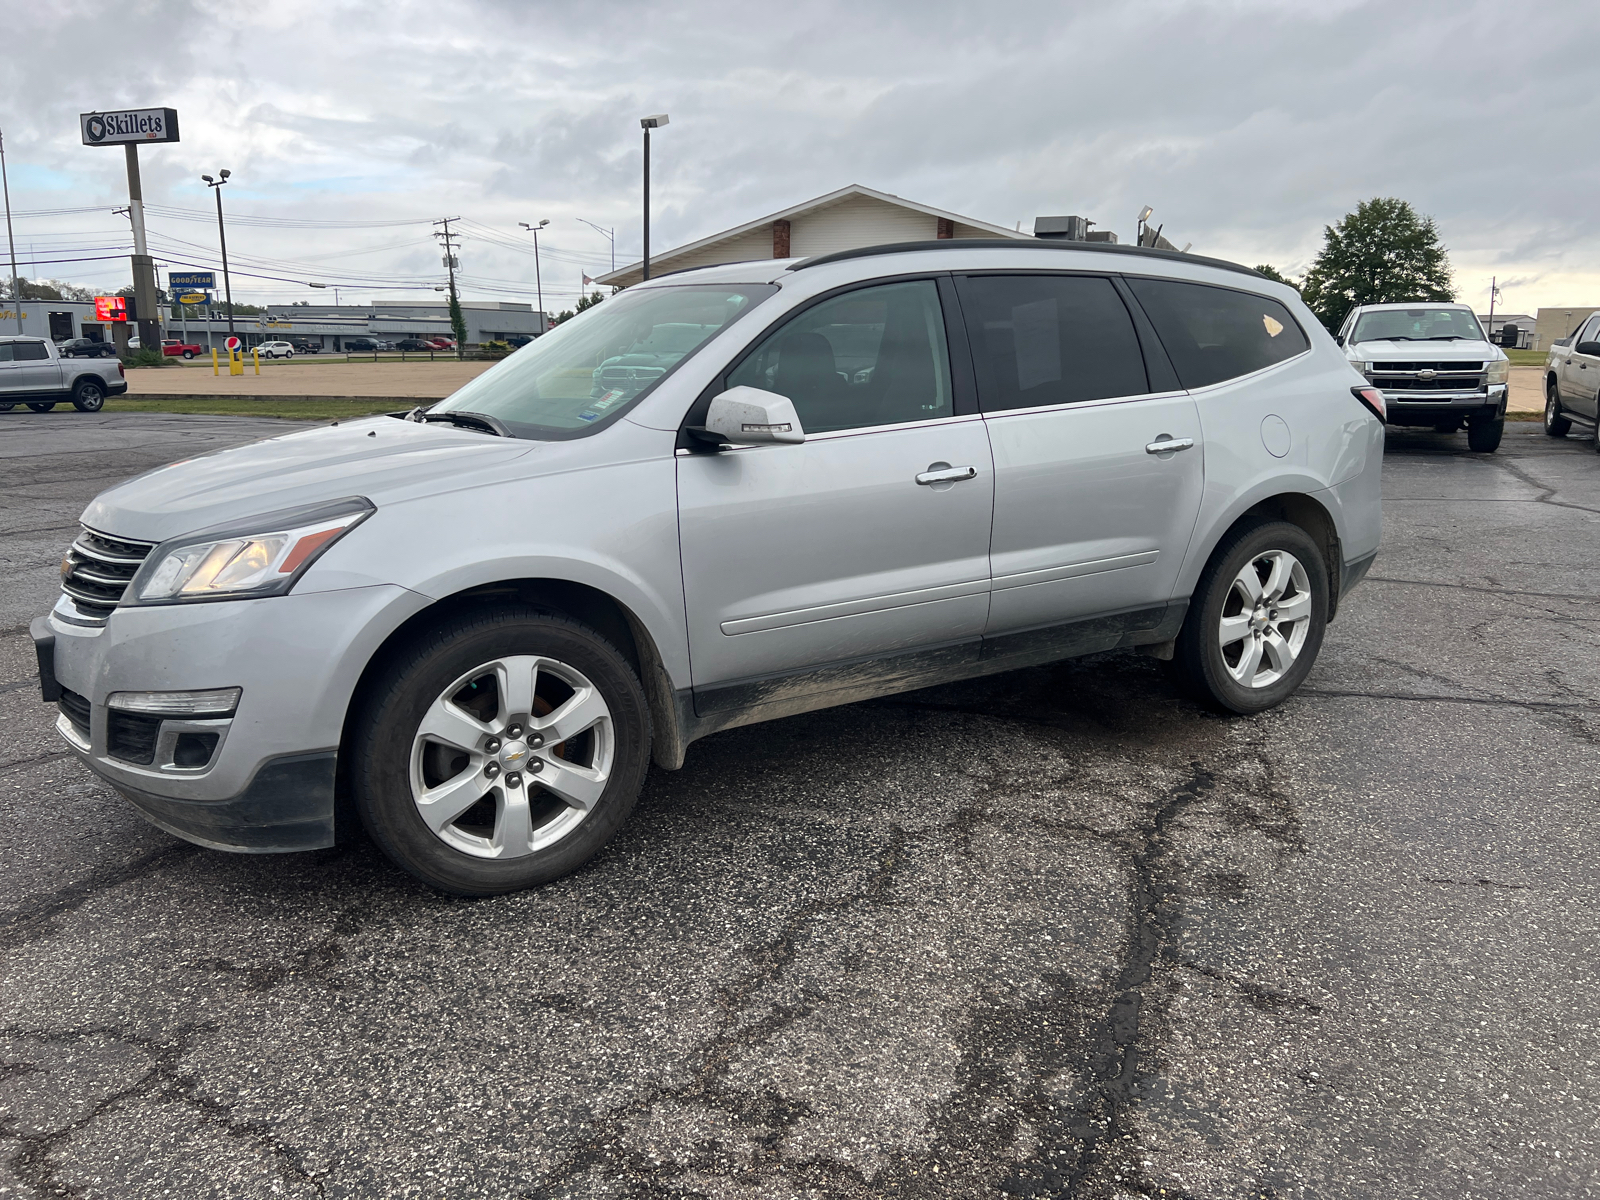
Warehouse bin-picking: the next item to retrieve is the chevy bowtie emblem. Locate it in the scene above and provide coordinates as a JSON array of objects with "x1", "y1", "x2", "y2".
[{"x1": 1416, "y1": 369, "x2": 1437, "y2": 380}]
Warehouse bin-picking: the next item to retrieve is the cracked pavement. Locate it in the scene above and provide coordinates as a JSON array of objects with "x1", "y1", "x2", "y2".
[{"x1": 2, "y1": 411, "x2": 1598, "y2": 1198}]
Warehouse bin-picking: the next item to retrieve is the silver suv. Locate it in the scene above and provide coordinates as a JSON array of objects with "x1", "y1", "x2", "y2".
[{"x1": 31, "y1": 240, "x2": 1384, "y2": 895}]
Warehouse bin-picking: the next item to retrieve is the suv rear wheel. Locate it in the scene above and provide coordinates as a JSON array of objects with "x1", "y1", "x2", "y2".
[
  {"x1": 1173, "y1": 520, "x2": 1329, "y2": 715},
  {"x1": 352, "y1": 607, "x2": 651, "y2": 895}
]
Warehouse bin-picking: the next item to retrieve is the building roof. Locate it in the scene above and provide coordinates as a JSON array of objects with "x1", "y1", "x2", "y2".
[{"x1": 595, "y1": 184, "x2": 1029, "y2": 287}]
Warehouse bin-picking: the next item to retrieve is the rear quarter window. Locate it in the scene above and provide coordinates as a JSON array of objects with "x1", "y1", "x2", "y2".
[{"x1": 1127, "y1": 278, "x2": 1309, "y2": 390}]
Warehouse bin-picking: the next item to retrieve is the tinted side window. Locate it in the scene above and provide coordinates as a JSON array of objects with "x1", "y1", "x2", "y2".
[
  {"x1": 728, "y1": 280, "x2": 951, "y2": 434},
  {"x1": 14, "y1": 341, "x2": 49, "y2": 361},
  {"x1": 1127, "y1": 278, "x2": 1309, "y2": 389},
  {"x1": 957, "y1": 275, "x2": 1147, "y2": 412},
  {"x1": 0, "y1": 344, "x2": 13, "y2": 362}
]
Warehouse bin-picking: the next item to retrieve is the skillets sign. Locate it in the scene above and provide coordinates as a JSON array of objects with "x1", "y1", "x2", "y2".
[{"x1": 80, "y1": 108, "x2": 180, "y2": 146}]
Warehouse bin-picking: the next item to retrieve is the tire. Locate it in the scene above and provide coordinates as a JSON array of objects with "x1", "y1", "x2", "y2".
[
  {"x1": 71, "y1": 379, "x2": 105, "y2": 413},
  {"x1": 1172, "y1": 519, "x2": 1329, "y2": 715},
  {"x1": 1467, "y1": 416, "x2": 1504, "y2": 453},
  {"x1": 25, "y1": 401, "x2": 56, "y2": 413},
  {"x1": 352, "y1": 607, "x2": 651, "y2": 896},
  {"x1": 285, "y1": 350, "x2": 293, "y2": 358},
  {"x1": 182, "y1": 350, "x2": 195, "y2": 360},
  {"x1": 1545, "y1": 380, "x2": 1571, "y2": 437}
]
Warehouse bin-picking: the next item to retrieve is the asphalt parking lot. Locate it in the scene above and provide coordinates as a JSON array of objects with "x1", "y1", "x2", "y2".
[{"x1": 2, "y1": 411, "x2": 1598, "y2": 1199}]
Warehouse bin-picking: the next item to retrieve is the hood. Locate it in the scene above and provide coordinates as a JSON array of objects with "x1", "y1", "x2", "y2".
[
  {"x1": 83, "y1": 416, "x2": 537, "y2": 543},
  {"x1": 1351, "y1": 339, "x2": 1501, "y2": 362}
]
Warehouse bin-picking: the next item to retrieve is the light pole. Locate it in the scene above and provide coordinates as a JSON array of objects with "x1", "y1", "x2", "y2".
[
  {"x1": 576, "y1": 217, "x2": 616, "y2": 274},
  {"x1": 519, "y1": 219, "x2": 549, "y2": 333},
  {"x1": 202, "y1": 170, "x2": 235, "y2": 336},
  {"x1": 1136, "y1": 205, "x2": 1153, "y2": 248},
  {"x1": 640, "y1": 114, "x2": 668, "y2": 281},
  {"x1": 0, "y1": 125, "x2": 22, "y2": 332}
]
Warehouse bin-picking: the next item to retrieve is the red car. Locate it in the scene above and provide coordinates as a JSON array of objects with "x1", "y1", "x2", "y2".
[
  {"x1": 426, "y1": 337, "x2": 456, "y2": 350},
  {"x1": 161, "y1": 339, "x2": 201, "y2": 360}
]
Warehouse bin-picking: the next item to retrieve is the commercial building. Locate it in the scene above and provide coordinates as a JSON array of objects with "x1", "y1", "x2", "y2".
[
  {"x1": 1478, "y1": 312, "x2": 1535, "y2": 349},
  {"x1": 0, "y1": 298, "x2": 547, "y2": 351},
  {"x1": 1533, "y1": 307, "x2": 1600, "y2": 352},
  {"x1": 596, "y1": 184, "x2": 1030, "y2": 288}
]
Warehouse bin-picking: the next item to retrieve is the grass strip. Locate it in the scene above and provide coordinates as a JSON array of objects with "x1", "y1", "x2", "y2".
[{"x1": 105, "y1": 397, "x2": 407, "y2": 420}]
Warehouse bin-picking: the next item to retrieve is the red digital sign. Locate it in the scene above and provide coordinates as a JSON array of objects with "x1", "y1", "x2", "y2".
[{"x1": 94, "y1": 296, "x2": 128, "y2": 322}]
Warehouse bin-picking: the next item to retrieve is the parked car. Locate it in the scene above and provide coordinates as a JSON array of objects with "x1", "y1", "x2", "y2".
[
  {"x1": 1, "y1": 335, "x2": 127, "y2": 413},
  {"x1": 289, "y1": 339, "x2": 322, "y2": 355},
  {"x1": 343, "y1": 337, "x2": 380, "y2": 353},
  {"x1": 31, "y1": 241, "x2": 1382, "y2": 895},
  {"x1": 1542, "y1": 312, "x2": 1600, "y2": 451},
  {"x1": 395, "y1": 339, "x2": 435, "y2": 352},
  {"x1": 257, "y1": 340, "x2": 296, "y2": 359},
  {"x1": 427, "y1": 337, "x2": 456, "y2": 351},
  {"x1": 161, "y1": 339, "x2": 201, "y2": 360},
  {"x1": 505, "y1": 335, "x2": 532, "y2": 348},
  {"x1": 1337, "y1": 302, "x2": 1509, "y2": 452},
  {"x1": 57, "y1": 338, "x2": 118, "y2": 359}
]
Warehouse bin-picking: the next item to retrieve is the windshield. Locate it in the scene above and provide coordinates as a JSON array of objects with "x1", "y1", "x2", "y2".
[
  {"x1": 1352, "y1": 307, "x2": 1485, "y2": 343},
  {"x1": 430, "y1": 283, "x2": 777, "y2": 438}
]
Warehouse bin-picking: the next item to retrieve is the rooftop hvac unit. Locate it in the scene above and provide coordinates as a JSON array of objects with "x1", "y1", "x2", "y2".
[
  {"x1": 1034, "y1": 215, "x2": 1090, "y2": 241},
  {"x1": 1085, "y1": 231, "x2": 1119, "y2": 244}
]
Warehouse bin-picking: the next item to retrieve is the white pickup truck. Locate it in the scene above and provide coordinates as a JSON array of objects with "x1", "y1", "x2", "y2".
[
  {"x1": 0, "y1": 335, "x2": 128, "y2": 414},
  {"x1": 1337, "y1": 302, "x2": 1511, "y2": 452}
]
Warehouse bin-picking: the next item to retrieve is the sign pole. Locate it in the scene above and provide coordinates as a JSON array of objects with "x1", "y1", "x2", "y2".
[{"x1": 123, "y1": 144, "x2": 162, "y2": 352}]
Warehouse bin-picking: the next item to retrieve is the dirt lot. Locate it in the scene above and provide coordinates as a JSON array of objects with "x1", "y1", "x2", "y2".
[{"x1": 124, "y1": 359, "x2": 497, "y2": 398}]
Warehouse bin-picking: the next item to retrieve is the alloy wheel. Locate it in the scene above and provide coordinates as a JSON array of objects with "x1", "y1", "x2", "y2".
[
  {"x1": 409, "y1": 655, "x2": 614, "y2": 859},
  {"x1": 1217, "y1": 549, "x2": 1312, "y2": 688}
]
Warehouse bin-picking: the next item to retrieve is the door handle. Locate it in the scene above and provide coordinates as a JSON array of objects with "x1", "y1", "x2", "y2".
[
  {"x1": 1145, "y1": 437, "x2": 1195, "y2": 455},
  {"x1": 916, "y1": 464, "x2": 977, "y2": 485}
]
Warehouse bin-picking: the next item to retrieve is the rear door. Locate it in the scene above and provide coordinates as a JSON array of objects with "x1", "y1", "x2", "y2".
[
  {"x1": 11, "y1": 340, "x2": 63, "y2": 393},
  {"x1": 956, "y1": 272, "x2": 1204, "y2": 636},
  {"x1": 677, "y1": 277, "x2": 995, "y2": 713}
]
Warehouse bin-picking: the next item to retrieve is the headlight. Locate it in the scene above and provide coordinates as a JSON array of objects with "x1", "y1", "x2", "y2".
[
  {"x1": 1349, "y1": 360, "x2": 1369, "y2": 376},
  {"x1": 130, "y1": 497, "x2": 373, "y2": 604},
  {"x1": 1486, "y1": 359, "x2": 1510, "y2": 386}
]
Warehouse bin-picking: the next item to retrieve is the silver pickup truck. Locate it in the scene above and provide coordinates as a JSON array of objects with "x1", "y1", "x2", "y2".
[{"x1": 0, "y1": 336, "x2": 128, "y2": 414}]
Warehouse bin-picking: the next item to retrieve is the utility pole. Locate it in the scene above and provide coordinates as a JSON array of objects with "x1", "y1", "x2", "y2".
[
  {"x1": 434, "y1": 217, "x2": 465, "y2": 347},
  {"x1": 123, "y1": 145, "x2": 164, "y2": 351},
  {"x1": 203, "y1": 170, "x2": 234, "y2": 335},
  {"x1": 1487, "y1": 276, "x2": 1500, "y2": 345},
  {"x1": 0, "y1": 125, "x2": 22, "y2": 332},
  {"x1": 640, "y1": 115, "x2": 668, "y2": 281}
]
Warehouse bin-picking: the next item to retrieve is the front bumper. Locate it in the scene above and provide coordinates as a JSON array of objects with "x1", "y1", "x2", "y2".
[
  {"x1": 34, "y1": 582, "x2": 428, "y2": 853},
  {"x1": 1382, "y1": 383, "x2": 1506, "y2": 425}
]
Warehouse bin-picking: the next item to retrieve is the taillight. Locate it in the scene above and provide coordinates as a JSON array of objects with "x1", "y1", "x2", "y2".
[
  {"x1": 1352, "y1": 385, "x2": 1385, "y2": 423},
  {"x1": 117, "y1": 362, "x2": 125, "y2": 378}
]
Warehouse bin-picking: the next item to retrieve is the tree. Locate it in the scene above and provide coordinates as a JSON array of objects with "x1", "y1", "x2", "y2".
[
  {"x1": 447, "y1": 288, "x2": 468, "y2": 347},
  {"x1": 1253, "y1": 264, "x2": 1298, "y2": 290},
  {"x1": 1, "y1": 276, "x2": 95, "y2": 301},
  {"x1": 555, "y1": 291, "x2": 605, "y2": 326},
  {"x1": 1298, "y1": 198, "x2": 1454, "y2": 332}
]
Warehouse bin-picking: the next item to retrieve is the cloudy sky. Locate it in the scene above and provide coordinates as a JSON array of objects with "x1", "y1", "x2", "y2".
[{"x1": 7, "y1": 0, "x2": 1597, "y2": 319}]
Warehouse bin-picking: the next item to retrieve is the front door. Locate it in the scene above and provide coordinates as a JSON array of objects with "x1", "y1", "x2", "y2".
[
  {"x1": 955, "y1": 273, "x2": 1205, "y2": 635},
  {"x1": 1561, "y1": 314, "x2": 1600, "y2": 418},
  {"x1": 678, "y1": 279, "x2": 994, "y2": 714}
]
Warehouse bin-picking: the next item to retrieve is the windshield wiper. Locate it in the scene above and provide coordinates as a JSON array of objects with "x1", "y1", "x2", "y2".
[
  {"x1": 1422, "y1": 335, "x2": 1470, "y2": 340},
  {"x1": 404, "y1": 407, "x2": 512, "y2": 437},
  {"x1": 1372, "y1": 335, "x2": 1420, "y2": 341}
]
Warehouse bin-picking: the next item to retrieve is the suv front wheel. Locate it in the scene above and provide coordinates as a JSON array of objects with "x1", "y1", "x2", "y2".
[
  {"x1": 1173, "y1": 520, "x2": 1329, "y2": 714},
  {"x1": 352, "y1": 608, "x2": 651, "y2": 895}
]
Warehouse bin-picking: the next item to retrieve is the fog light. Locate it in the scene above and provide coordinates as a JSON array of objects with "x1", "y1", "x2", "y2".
[{"x1": 107, "y1": 687, "x2": 241, "y2": 716}]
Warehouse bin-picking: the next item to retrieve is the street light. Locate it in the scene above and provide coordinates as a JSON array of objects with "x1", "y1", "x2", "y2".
[
  {"x1": 1136, "y1": 204, "x2": 1153, "y2": 248},
  {"x1": 202, "y1": 169, "x2": 235, "y2": 336},
  {"x1": 576, "y1": 217, "x2": 616, "y2": 274},
  {"x1": 519, "y1": 219, "x2": 549, "y2": 333},
  {"x1": 640, "y1": 114, "x2": 668, "y2": 281}
]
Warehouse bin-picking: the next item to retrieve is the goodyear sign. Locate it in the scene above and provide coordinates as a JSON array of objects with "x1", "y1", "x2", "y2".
[
  {"x1": 168, "y1": 270, "x2": 214, "y2": 289},
  {"x1": 81, "y1": 109, "x2": 180, "y2": 146}
]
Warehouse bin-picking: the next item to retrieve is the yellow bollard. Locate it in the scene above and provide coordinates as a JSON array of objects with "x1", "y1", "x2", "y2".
[
  {"x1": 229, "y1": 349, "x2": 243, "y2": 376},
  {"x1": 253, "y1": 347, "x2": 261, "y2": 376},
  {"x1": 212, "y1": 347, "x2": 219, "y2": 376}
]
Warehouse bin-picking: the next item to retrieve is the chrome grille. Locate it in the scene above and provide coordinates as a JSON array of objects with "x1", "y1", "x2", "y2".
[
  {"x1": 60, "y1": 527, "x2": 155, "y2": 624},
  {"x1": 1369, "y1": 361, "x2": 1486, "y2": 395}
]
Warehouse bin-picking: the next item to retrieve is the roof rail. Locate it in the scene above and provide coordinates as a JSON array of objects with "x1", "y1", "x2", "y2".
[{"x1": 789, "y1": 238, "x2": 1264, "y2": 280}]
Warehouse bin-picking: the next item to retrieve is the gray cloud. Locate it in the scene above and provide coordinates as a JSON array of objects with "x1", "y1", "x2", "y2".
[{"x1": 5, "y1": 0, "x2": 1596, "y2": 315}]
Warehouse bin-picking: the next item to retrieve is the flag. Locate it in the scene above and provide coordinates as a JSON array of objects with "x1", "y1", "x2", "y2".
[{"x1": 582, "y1": 274, "x2": 593, "y2": 287}]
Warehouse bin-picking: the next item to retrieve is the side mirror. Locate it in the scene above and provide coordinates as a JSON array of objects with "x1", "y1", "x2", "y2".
[
  {"x1": 1334, "y1": 334, "x2": 1345, "y2": 347},
  {"x1": 698, "y1": 386, "x2": 805, "y2": 446},
  {"x1": 1577, "y1": 341, "x2": 1600, "y2": 357}
]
